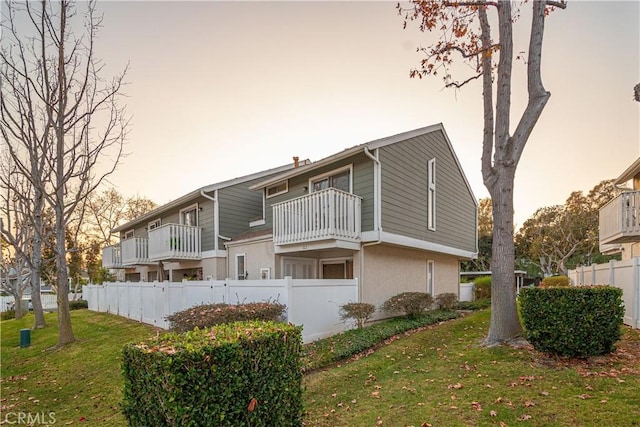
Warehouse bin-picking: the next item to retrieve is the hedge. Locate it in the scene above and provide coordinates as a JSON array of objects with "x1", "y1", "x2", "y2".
[
  {"x1": 519, "y1": 285, "x2": 624, "y2": 358},
  {"x1": 122, "y1": 321, "x2": 303, "y2": 426}
]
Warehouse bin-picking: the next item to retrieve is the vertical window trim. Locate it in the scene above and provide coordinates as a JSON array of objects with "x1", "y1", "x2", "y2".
[
  {"x1": 428, "y1": 158, "x2": 436, "y2": 231},
  {"x1": 427, "y1": 259, "x2": 435, "y2": 296},
  {"x1": 236, "y1": 253, "x2": 246, "y2": 280}
]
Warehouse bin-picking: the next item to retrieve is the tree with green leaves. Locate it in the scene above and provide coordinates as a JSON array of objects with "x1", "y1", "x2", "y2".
[{"x1": 400, "y1": 0, "x2": 566, "y2": 345}]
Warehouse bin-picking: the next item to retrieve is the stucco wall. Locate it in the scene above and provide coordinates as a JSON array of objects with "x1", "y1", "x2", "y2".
[
  {"x1": 360, "y1": 243, "x2": 459, "y2": 315},
  {"x1": 226, "y1": 239, "x2": 275, "y2": 281}
]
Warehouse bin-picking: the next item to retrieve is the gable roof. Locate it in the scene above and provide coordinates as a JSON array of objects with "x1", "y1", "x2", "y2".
[
  {"x1": 614, "y1": 157, "x2": 640, "y2": 186},
  {"x1": 250, "y1": 123, "x2": 477, "y2": 204},
  {"x1": 112, "y1": 162, "x2": 297, "y2": 233}
]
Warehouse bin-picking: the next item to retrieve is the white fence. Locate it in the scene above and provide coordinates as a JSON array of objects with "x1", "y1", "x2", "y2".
[
  {"x1": 1, "y1": 293, "x2": 81, "y2": 312},
  {"x1": 83, "y1": 278, "x2": 359, "y2": 343},
  {"x1": 568, "y1": 258, "x2": 640, "y2": 329}
]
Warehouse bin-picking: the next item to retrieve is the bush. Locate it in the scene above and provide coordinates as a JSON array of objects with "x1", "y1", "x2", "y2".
[
  {"x1": 455, "y1": 298, "x2": 491, "y2": 311},
  {"x1": 473, "y1": 276, "x2": 491, "y2": 300},
  {"x1": 540, "y1": 275, "x2": 570, "y2": 288},
  {"x1": 1, "y1": 310, "x2": 16, "y2": 321},
  {"x1": 69, "y1": 300, "x2": 88, "y2": 310},
  {"x1": 339, "y1": 302, "x2": 375, "y2": 329},
  {"x1": 167, "y1": 302, "x2": 286, "y2": 333},
  {"x1": 381, "y1": 292, "x2": 434, "y2": 319},
  {"x1": 519, "y1": 285, "x2": 624, "y2": 358},
  {"x1": 122, "y1": 321, "x2": 303, "y2": 426},
  {"x1": 435, "y1": 293, "x2": 458, "y2": 310}
]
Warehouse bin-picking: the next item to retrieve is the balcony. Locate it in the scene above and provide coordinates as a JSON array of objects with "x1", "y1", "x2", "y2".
[
  {"x1": 599, "y1": 191, "x2": 640, "y2": 245},
  {"x1": 102, "y1": 245, "x2": 122, "y2": 268},
  {"x1": 148, "y1": 223, "x2": 201, "y2": 261},
  {"x1": 273, "y1": 188, "x2": 362, "y2": 253},
  {"x1": 121, "y1": 237, "x2": 150, "y2": 265}
]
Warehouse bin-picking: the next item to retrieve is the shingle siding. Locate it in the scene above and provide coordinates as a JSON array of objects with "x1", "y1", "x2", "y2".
[{"x1": 379, "y1": 130, "x2": 476, "y2": 253}]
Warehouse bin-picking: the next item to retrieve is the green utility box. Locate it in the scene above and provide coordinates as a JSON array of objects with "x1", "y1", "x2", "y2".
[{"x1": 20, "y1": 328, "x2": 31, "y2": 348}]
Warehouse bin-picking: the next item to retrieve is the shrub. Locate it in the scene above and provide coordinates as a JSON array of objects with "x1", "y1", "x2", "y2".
[
  {"x1": 122, "y1": 321, "x2": 303, "y2": 426},
  {"x1": 167, "y1": 301, "x2": 286, "y2": 333},
  {"x1": 339, "y1": 302, "x2": 375, "y2": 329},
  {"x1": 455, "y1": 299, "x2": 491, "y2": 311},
  {"x1": 69, "y1": 300, "x2": 88, "y2": 310},
  {"x1": 473, "y1": 276, "x2": 491, "y2": 300},
  {"x1": 519, "y1": 285, "x2": 624, "y2": 358},
  {"x1": 381, "y1": 292, "x2": 434, "y2": 319},
  {"x1": 1, "y1": 310, "x2": 16, "y2": 321},
  {"x1": 435, "y1": 293, "x2": 458, "y2": 310},
  {"x1": 540, "y1": 275, "x2": 570, "y2": 288}
]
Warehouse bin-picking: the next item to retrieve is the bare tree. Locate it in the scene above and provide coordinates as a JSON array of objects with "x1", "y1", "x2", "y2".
[
  {"x1": 1, "y1": 0, "x2": 129, "y2": 346},
  {"x1": 400, "y1": 0, "x2": 566, "y2": 345}
]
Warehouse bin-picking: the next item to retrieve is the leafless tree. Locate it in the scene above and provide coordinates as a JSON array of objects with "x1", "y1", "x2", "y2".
[
  {"x1": 401, "y1": 0, "x2": 567, "y2": 345},
  {"x1": 1, "y1": 0, "x2": 130, "y2": 346}
]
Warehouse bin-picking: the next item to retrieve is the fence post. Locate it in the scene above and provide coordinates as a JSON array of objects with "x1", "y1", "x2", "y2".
[
  {"x1": 591, "y1": 264, "x2": 596, "y2": 285},
  {"x1": 284, "y1": 276, "x2": 293, "y2": 324},
  {"x1": 224, "y1": 278, "x2": 231, "y2": 304},
  {"x1": 579, "y1": 265, "x2": 584, "y2": 285},
  {"x1": 163, "y1": 282, "x2": 171, "y2": 328},
  {"x1": 609, "y1": 259, "x2": 616, "y2": 285}
]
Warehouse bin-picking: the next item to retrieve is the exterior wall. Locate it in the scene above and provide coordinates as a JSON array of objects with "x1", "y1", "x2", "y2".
[
  {"x1": 360, "y1": 244, "x2": 459, "y2": 318},
  {"x1": 226, "y1": 240, "x2": 276, "y2": 281},
  {"x1": 217, "y1": 178, "x2": 271, "y2": 244},
  {"x1": 379, "y1": 130, "x2": 477, "y2": 254},
  {"x1": 260, "y1": 153, "x2": 375, "y2": 233}
]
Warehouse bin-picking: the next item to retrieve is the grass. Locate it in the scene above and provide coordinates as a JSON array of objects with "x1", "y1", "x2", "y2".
[
  {"x1": 1, "y1": 310, "x2": 160, "y2": 426},
  {"x1": 2, "y1": 309, "x2": 639, "y2": 426}
]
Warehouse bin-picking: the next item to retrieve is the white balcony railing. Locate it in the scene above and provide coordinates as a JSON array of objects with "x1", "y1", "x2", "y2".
[
  {"x1": 148, "y1": 223, "x2": 201, "y2": 261},
  {"x1": 273, "y1": 188, "x2": 362, "y2": 245},
  {"x1": 599, "y1": 190, "x2": 640, "y2": 245},
  {"x1": 102, "y1": 245, "x2": 122, "y2": 268},
  {"x1": 121, "y1": 237, "x2": 150, "y2": 265}
]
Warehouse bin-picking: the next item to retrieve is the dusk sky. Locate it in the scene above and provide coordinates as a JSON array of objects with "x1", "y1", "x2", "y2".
[{"x1": 53, "y1": 1, "x2": 640, "y2": 227}]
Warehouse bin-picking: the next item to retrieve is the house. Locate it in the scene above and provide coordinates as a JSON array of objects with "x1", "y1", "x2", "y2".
[
  {"x1": 102, "y1": 163, "x2": 302, "y2": 282},
  {"x1": 599, "y1": 157, "x2": 640, "y2": 257},
  {"x1": 224, "y1": 123, "x2": 478, "y2": 310}
]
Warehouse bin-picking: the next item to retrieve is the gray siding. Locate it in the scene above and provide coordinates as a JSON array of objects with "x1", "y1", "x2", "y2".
[
  {"x1": 262, "y1": 153, "x2": 375, "y2": 232},
  {"x1": 217, "y1": 179, "x2": 266, "y2": 245},
  {"x1": 379, "y1": 130, "x2": 477, "y2": 253}
]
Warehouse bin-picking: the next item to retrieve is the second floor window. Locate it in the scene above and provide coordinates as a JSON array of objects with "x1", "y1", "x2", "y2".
[
  {"x1": 181, "y1": 204, "x2": 198, "y2": 227},
  {"x1": 310, "y1": 166, "x2": 351, "y2": 193},
  {"x1": 428, "y1": 158, "x2": 436, "y2": 231}
]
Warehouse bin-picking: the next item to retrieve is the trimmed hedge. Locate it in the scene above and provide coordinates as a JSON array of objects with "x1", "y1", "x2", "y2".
[
  {"x1": 381, "y1": 292, "x2": 434, "y2": 319},
  {"x1": 69, "y1": 300, "x2": 88, "y2": 310},
  {"x1": 540, "y1": 275, "x2": 570, "y2": 288},
  {"x1": 339, "y1": 302, "x2": 375, "y2": 329},
  {"x1": 519, "y1": 285, "x2": 624, "y2": 358},
  {"x1": 435, "y1": 293, "x2": 458, "y2": 310},
  {"x1": 473, "y1": 276, "x2": 491, "y2": 300},
  {"x1": 122, "y1": 321, "x2": 303, "y2": 426},
  {"x1": 167, "y1": 302, "x2": 286, "y2": 333}
]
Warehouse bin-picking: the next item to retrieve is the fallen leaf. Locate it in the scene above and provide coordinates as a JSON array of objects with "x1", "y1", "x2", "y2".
[
  {"x1": 248, "y1": 398, "x2": 258, "y2": 412},
  {"x1": 519, "y1": 414, "x2": 532, "y2": 421},
  {"x1": 490, "y1": 410, "x2": 498, "y2": 417}
]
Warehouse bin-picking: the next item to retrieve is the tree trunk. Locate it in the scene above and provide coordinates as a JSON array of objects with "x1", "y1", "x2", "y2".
[
  {"x1": 485, "y1": 169, "x2": 522, "y2": 345},
  {"x1": 31, "y1": 187, "x2": 46, "y2": 329}
]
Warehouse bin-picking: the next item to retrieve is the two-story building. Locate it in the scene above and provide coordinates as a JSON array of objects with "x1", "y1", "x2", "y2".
[{"x1": 103, "y1": 124, "x2": 478, "y2": 309}]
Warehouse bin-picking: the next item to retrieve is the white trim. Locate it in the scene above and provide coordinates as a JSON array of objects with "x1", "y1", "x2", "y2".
[
  {"x1": 428, "y1": 158, "x2": 436, "y2": 231},
  {"x1": 235, "y1": 253, "x2": 246, "y2": 280},
  {"x1": 148, "y1": 218, "x2": 161, "y2": 231},
  {"x1": 275, "y1": 239, "x2": 361, "y2": 254},
  {"x1": 308, "y1": 164, "x2": 353, "y2": 194},
  {"x1": 123, "y1": 229, "x2": 134, "y2": 239},
  {"x1": 260, "y1": 268, "x2": 271, "y2": 280},
  {"x1": 249, "y1": 218, "x2": 266, "y2": 227},
  {"x1": 426, "y1": 259, "x2": 435, "y2": 295},
  {"x1": 379, "y1": 230, "x2": 477, "y2": 259},
  {"x1": 224, "y1": 233, "x2": 273, "y2": 247},
  {"x1": 201, "y1": 249, "x2": 227, "y2": 258},
  {"x1": 180, "y1": 203, "x2": 199, "y2": 226},
  {"x1": 266, "y1": 180, "x2": 288, "y2": 199}
]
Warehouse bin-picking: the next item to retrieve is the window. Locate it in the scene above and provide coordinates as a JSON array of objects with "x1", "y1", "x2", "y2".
[
  {"x1": 148, "y1": 219, "x2": 161, "y2": 231},
  {"x1": 180, "y1": 204, "x2": 198, "y2": 226},
  {"x1": 283, "y1": 258, "x2": 317, "y2": 279},
  {"x1": 123, "y1": 230, "x2": 134, "y2": 239},
  {"x1": 309, "y1": 165, "x2": 352, "y2": 193},
  {"x1": 266, "y1": 181, "x2": 288, "y2": 198},
  {"x1": 426, "y1": 260, "x2": 435, "y2": 295},
  {"x1": 236, "y1": 254, "x2": 246, "y2": 280},
  {"x1": 427, "y1": 158, "x2": 436, "y2": 231}
]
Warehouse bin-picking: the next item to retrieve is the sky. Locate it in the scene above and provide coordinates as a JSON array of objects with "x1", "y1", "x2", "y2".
[{"x1": 23, "y1": 1, "x2": 640, "y2": 228}]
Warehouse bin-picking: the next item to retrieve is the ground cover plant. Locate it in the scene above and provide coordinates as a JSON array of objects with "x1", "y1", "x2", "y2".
[{"x1": 2, "y1": 308, "x2": 639, "y2": 426}]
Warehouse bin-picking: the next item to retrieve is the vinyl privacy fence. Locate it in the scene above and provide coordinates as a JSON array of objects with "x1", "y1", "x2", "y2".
[
  {"x1": 568, "y1": 257, "x2": 640, "y2": 329},
  {"x1": 84, "y1": 278, "x2": 359, "y2": 343}
]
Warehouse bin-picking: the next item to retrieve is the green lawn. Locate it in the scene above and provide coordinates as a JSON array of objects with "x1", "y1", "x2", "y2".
[{"x1": 2, "y1": 309, "x2": 639, "y2": 426}]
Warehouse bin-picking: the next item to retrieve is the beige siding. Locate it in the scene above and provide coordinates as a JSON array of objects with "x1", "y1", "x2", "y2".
[
  {"x1": 226, "y1": 240, "x2": 276, "y2": 281},
  {"x1": 361, "y1": 244, "x2": 459, "y2": 318}
]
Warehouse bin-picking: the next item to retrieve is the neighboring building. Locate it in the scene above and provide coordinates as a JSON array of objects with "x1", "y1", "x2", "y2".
[
  {"x1": 599, "y1": 158, "x2": 640, "y2": 258},
  {"x1": 103, "y1": 123, "x2": 478, "y2": 312},
  {"x1": 226, "y1": 123, "x2": 478, "y2": 310},
  {"x1": 102, "y1": 163, "x2": 301, "y2": 282}
]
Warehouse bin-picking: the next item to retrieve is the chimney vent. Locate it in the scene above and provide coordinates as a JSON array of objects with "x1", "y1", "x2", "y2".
[{"x1": 293, "y1": 156, "x2": 299, "y2": 168}]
